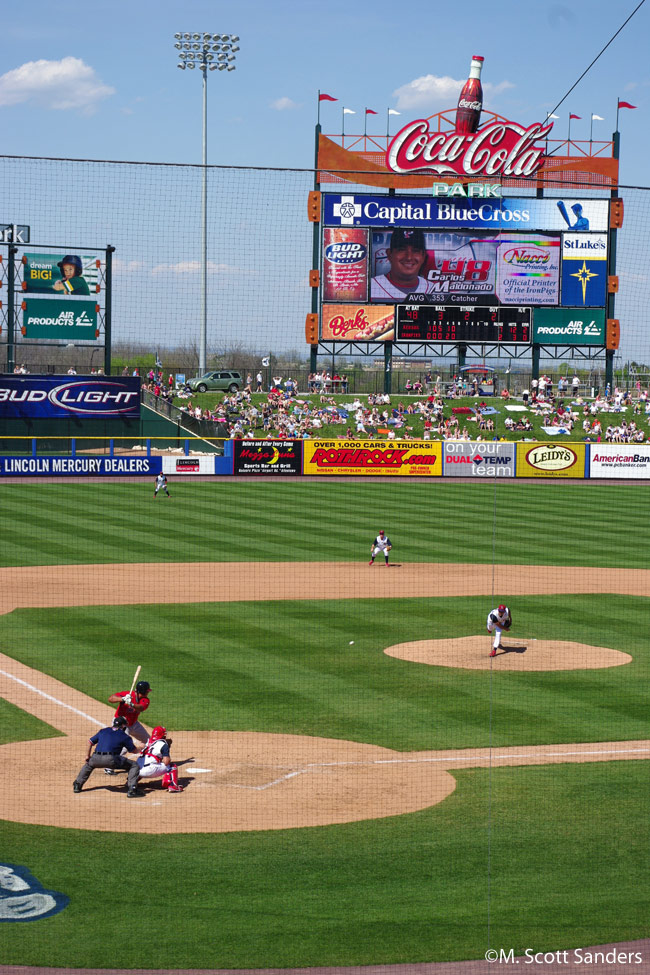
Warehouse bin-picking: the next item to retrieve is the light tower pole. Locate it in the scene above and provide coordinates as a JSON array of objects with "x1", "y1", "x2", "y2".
[{"x1": 174, "y1": 31, "x2": 240, "y2": 375}]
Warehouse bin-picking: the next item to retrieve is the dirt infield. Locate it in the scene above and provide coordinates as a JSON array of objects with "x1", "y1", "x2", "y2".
[{"x1": 1, "y1": 561, "x2": 649, "y2": 614}]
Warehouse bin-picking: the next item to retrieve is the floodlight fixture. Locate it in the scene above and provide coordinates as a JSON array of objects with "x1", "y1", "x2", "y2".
[{"x1": 173, "y1": 30, "x2": 241, "y2": 374}]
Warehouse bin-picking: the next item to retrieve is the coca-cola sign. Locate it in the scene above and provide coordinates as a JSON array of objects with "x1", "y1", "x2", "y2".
[{"x1": 387, "y1": 119, "x2": 553, "y2": 179}]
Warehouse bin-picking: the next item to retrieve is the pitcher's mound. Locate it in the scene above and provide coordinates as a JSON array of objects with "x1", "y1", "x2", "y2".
[{"x1": 385, "y1": 636, "x2": 632, "y2": 671}]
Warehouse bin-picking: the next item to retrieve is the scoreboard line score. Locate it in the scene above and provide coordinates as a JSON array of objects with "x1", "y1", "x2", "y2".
[{"x1": 396, "y1": 305, "x2": 532, "y2": 343}]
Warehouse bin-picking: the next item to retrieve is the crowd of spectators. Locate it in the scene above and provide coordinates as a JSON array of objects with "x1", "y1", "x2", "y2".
[{"x1": 128, "y1": 366, "x2": 650, "y2": 443}]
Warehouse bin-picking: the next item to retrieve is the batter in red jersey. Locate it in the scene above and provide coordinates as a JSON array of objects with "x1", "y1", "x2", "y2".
[{"x1": 108, "y1": 680, "x2": 151, "y2": 744}]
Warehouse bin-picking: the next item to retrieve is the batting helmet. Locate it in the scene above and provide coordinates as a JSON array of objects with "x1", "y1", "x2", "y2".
[
  {"x1": 57, "y1": 255, "x2": 83, "y2": 276},
  {"x1": 112, "y1": 715, "x2": 127, "y2": 729},
  {"x1": 150, "y1": 726, "x2": 167, "y2": 741},
  {"x1": 498, "y1": 604, "x2": 506, "y2": 613},
  {"x1": 136, "y1": 680, "x2": 151, "y2": 695}
]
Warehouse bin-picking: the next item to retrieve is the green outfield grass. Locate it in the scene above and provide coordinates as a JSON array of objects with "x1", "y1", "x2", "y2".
[
  {"x1": 1, "y1": 480, "x2": 650, "y2": 568},
  {"x1": 0, "y1": 478, "x2": 648, "y2": 967},
  {"x1": 3, "y1": 595, "x2": 648, "y2": 750},
  {"x1": 0, "y1": 762, "x2": 647, "y2": 968}
]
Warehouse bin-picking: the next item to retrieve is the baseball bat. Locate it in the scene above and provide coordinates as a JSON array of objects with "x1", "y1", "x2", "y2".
[
  {"x1": 129, "y1": 665, "x2": 141, "y2": 694},
  {"x1": 556, "y1": 201, "x2": 571, "y2": 227}
]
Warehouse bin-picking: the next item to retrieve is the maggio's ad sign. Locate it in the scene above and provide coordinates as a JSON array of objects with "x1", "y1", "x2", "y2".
[
  {"x1": 303, "y1": 440, "x2": 441, "y2": 476},
  {"x1": 516, "y1": 442, "x2": 586, "y2": 478}
]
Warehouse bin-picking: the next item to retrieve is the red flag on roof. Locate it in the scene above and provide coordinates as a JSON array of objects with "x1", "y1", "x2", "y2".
[
  {"x1": 618, "y1": 100, "x2": 637, "y2": 109},
  {"x1": 319, "y1": 93, "x2": 337, "y2": 102},
  {"x1": 569, "y1": 114, "x2": 581, "y2": 119}
]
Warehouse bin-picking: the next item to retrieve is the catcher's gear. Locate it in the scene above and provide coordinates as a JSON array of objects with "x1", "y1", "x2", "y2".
[
  {"x1": 136, "y1": 680, "x2": 151, "y2": 696},
  {"x1": 112, "y1": 715, "x2": 127, "y2": 729},
  {"x1": 149, "y1": 726, "x2": 167, "y2": 742}
]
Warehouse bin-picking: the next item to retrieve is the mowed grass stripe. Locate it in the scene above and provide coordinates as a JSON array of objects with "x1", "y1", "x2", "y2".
[
  {"x1": 3, "y1": 595, "x2": 648, "y2": 750},
  {"x1": 0, "y1": 762, "x2": 647, "y2": 968},
  {"x1": 1, "y1": 481, "x2": 649, "y2": 567}
]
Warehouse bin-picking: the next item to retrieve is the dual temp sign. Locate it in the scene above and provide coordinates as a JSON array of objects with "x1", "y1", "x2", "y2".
[{"x1": 0, "y1": 376, "x2": 141, "y2": 419}]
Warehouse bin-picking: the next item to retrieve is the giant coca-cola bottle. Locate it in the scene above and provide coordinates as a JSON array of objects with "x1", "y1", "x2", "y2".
[{"x1": 455, "y1": 55, "x2": 484, "y2": 133}]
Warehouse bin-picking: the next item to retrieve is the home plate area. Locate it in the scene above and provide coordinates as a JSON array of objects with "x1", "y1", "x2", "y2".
[{"x1": 11, "y1": 730, "x2": 457, "y2": 835}]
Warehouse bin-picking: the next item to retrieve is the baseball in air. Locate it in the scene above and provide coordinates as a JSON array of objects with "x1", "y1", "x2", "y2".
[{"x1": 349, "y1": 641, "x2": 354, "y2": 645}]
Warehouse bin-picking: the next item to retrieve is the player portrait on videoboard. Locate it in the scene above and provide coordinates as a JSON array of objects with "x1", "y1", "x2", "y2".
[{"x1": 370, "y1": 229, "x2": 560, "y2": 306}]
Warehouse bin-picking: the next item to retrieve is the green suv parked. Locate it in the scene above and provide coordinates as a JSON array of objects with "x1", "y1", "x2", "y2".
[{"x1": 187, "y1": 370, "x2": 243, "y2": 393}]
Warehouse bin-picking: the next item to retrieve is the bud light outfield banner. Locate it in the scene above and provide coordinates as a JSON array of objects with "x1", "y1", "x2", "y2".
[{"x1": 0, "y1": 376, "x2": 141, "y2": 419}]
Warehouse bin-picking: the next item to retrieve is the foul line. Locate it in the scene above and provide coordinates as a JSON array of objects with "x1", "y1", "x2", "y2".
[
  {"x1": 223, "y1": 746, "x2": 650, "y2": 790},
  {"x1": 0, "y1": 669, "x2": 104, "y2": 727}
]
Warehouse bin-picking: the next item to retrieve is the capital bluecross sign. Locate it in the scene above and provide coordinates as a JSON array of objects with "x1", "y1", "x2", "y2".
[
  {"x1": 0, "y1": 375, "x2": 141, "y2": 419},
  {"x1": 532, "y1": 308, "x2": 605, "y2": 345},
  {"x1": 23, "y1": 298, "x2": 97, "y2": 341}
]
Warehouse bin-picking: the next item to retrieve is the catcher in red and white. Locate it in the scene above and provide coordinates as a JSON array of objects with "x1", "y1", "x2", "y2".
[{"x1": 136, "y1": 726, "x2": 183, "y2": 793}]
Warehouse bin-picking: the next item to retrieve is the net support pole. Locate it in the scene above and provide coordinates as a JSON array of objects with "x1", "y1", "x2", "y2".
[
  {"x1": 104, "y1": 245, "x2": 115, "y2": 376},
  {"x1": 6, "y1": 243, "x2": 17, "y2": 374}
]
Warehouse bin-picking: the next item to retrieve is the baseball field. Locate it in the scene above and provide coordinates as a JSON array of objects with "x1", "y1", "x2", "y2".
[{"x1": 0, "y1": 478, "x2": 648, "y2": 968}]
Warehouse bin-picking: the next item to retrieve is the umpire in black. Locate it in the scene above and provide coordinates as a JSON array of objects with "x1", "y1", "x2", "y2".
[{"x1": 73, "y1": 715, "x2": 143, "y2": 798}]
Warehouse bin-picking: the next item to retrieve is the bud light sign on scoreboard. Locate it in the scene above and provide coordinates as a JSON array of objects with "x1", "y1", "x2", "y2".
[{"x1": 0, "y1": 376, "x2": 141, "y2": 419}]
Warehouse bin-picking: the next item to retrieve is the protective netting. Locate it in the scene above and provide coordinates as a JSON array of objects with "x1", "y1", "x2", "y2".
[{"x1": 0, "y1": 155, "x2": 649, "y2": 372}]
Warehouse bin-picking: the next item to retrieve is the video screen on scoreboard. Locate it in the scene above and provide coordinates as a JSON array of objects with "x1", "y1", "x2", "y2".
[{"x1": 368, "y1": 230, "x2": 561, "y2": 305}]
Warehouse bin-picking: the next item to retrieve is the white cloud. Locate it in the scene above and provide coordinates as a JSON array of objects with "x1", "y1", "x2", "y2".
[
  {"x1": 392, "y1": 74, "x2": 514, "y2": 112},
  {"x1": 112, "y1": 259, "x2": 144, "y2": 275},
  {"x1": 0, "y1": 57, "x2": 114, "y2": 114},
  {"x1": 151, "y1": 261, "x2": 249, "y2": 276},
  {"x1": 270, "y1": 96, "x2": 299, "y2": 111}
]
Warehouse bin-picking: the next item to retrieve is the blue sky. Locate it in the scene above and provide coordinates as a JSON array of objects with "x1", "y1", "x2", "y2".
[
  {"x1": 1, "y1": 0, "x2": 647, "y2": 183},
  {"x1": 1, "y1": 0, "x2": 648, "y2": 363}
]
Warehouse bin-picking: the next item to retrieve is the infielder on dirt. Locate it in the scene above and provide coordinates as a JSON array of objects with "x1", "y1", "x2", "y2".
[
  {"x1": 487, "y1": 604, "x2": 512, "y2": 656},
  {"x1": 369, "y1": 530, "x2": 392, "y2": 567},
  {"x1": 136, "y1": 726, "x2": 183, "y2": 793}
]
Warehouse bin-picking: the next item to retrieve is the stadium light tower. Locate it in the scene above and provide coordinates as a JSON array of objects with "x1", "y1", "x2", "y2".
[{"x1": 174, "y1": 31, "x2": 240, "y2": 375}]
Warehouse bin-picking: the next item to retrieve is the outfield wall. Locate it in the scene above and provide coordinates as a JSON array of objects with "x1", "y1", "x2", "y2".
[{"x1": 1, "y1": 438, "x2": 649, "y2": 478}]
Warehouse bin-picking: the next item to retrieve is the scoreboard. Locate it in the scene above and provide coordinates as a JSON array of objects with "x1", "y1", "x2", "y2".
[
  {"x1": 317, "y1": 194, "x2": 611, "y2": 347},
  {"x1": 396, "y1": 305, "x2": 531, "y2": 343}
]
